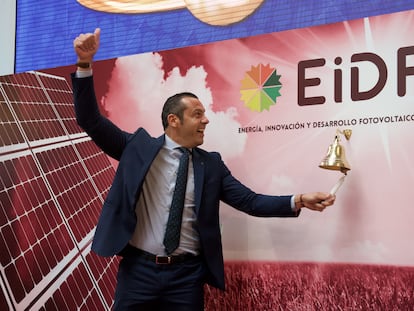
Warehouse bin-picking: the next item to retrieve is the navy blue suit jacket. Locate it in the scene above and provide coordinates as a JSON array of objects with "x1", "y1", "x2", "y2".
[{"x1": 72, "y1": 74, "x2": 300, "y2": 290}]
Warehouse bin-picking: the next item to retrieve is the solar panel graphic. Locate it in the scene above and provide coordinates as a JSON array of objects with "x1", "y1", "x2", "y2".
[{"x1": 0, "y1": 71, "x2": 118, "y2": 310}]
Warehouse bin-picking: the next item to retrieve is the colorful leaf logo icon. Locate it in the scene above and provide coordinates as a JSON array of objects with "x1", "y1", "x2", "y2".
[{"x1": 240, "y1": 64, "x2": 282, "y2": 112}]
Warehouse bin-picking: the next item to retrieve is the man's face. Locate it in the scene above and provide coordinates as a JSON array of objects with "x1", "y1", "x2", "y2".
[{"x1": 176, "y1": 97, "x2": 209, "y2": 148}]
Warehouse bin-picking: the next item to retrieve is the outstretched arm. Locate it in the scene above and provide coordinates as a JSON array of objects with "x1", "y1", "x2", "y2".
[{"x1": 72, "y1": 28, "x2": 129, "y2": 160}]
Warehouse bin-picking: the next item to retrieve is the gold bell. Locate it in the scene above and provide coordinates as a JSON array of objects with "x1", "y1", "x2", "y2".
[{"x1": 319, "y1": 130, "x2": 351, "y2": 174}]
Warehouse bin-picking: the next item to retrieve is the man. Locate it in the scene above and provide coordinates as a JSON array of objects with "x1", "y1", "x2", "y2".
[{"x1": 72, "y1": 28, "x2": 335, "y2": 310}]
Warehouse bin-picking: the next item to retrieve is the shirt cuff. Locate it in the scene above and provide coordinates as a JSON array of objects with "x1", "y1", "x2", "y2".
[
  {"x1": 75, "y1": 69, "x2": 93, "y2": 78},
  {"x1": 290, "y1": 195, "x2": 297, "y2": 211}
]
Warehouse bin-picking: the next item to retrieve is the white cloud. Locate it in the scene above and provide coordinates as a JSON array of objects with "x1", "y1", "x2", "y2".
[{"x1": 105, "y1": 53, "x2": 247, "y2": 159}]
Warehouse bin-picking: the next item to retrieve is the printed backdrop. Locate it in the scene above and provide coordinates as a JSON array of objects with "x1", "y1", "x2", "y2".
[
  {"x1": 1, "y1": 7, "x2": 413, "y2": 311},
  {"x1": 98, "y1": 9, "x2": 414, "y2": 266}
]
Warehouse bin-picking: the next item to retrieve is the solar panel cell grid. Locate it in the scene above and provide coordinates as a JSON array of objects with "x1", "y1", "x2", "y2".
[
  {"x1": 0, "y1": 192, "x2": 8, "y2": 226},
  {"x1": 2, "y1": 222, "x2": 20, "y2": 263},
  {"x1": 0, "y1": 287, "x2": 9, "y2": 310},
  {"x1": 5, "y1": 261, "x2": 26, "y2": 303},
  {"x1": 86, "y1": 252, "x2": 120, "y2": 306},
  {"x1": 0, "y1": 71, "x2": 118, "y2": 310},
  {"x1": 0, "y1": 98, "x2": 27, "y2": 148},
  {"x1": 0, "y1": 228, "x2": 12, "y2": 266},
  {"x1": 32, "y1": 242, "x2": 49, "y2": 276},
  {"x1": 24, "y1": 246, "x2": 43, "y2": 285}
]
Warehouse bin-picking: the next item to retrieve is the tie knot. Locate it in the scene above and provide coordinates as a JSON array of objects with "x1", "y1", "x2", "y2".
[{"x1": 177, "y1": 147, "x2": 190, "y2": 156}]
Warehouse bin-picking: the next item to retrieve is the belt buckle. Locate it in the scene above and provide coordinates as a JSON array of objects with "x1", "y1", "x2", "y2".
[{"x1": 155, "y1": 255, "x2": 172, "y2": 264}]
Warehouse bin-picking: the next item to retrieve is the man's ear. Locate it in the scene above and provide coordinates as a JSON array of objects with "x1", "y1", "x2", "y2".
[{"x1": 167, "y1": 114, "x2": 179, "y2": 128}]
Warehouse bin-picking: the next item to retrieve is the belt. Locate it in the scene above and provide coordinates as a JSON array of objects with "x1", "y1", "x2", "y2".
[{"x1": 121, "y1": 244, "x2": 200, "y2": 265}]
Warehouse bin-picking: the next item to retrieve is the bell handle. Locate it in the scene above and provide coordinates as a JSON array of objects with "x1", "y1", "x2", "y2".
[{"x1": 330, "y1": 174, "x2": 347, "y2": 195}]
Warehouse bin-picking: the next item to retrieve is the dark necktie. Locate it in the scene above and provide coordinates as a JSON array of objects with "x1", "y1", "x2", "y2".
[{"x1": 163, "y1": 147, "x2": 190, "y2": 254}]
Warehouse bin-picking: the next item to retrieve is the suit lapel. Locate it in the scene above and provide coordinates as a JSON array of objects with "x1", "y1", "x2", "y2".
[
  {"x1": 147, "y1": 134, "x2": 165, "y2": 160},
  {"x1": 192, "y1": 149, "x2": 205, "y2": 215},
  {"x1": 136, "y1": 134, "x2": 164, "y2": 176}
]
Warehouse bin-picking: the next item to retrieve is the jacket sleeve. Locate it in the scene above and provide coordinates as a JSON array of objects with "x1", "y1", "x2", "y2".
[
  {"x1": 216, "y1": 153, "x2": 299, "y2": 217},
  {"x1": 71, "y1": 73, "x2": 130, "y2": 160}
]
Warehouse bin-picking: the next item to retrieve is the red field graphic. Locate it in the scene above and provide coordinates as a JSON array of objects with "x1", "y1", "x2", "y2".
[{"x1": 205, "y1": 262, "x2": 414, "y2": 310}]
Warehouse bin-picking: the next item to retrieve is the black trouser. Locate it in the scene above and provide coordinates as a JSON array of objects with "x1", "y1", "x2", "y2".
[{"x1": 113, "y1": 249, "x2": 206, "y2": 311}]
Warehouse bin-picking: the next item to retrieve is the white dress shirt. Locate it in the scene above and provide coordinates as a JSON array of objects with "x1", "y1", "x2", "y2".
[{"x1": 129, "y1": 135, "x2": 200, "y2": 256}]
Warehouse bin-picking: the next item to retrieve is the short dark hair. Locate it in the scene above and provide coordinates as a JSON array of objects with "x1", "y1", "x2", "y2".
[{"x1": 161, "y1": 92, "x2": 198, "y2": 130}]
